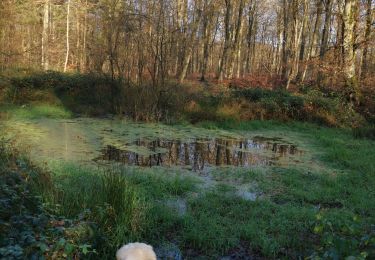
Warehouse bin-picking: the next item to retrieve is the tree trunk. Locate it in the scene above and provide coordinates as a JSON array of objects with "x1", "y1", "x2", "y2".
[
  {"x1": 281, "y1": 0, "x2": 289, "y2": 80},
  {"x1": 296, "y1": 1, "x2": 309, "y2": 80},
  {"x1": 178, "y1": 2, "x2": 203, "y2": 83},
  {"x1": 287, "y1": 0, "x2": 305, "y2": 89},
  {"x1": 82, "y1": 0, "x2": 88, "y2": 72},
  {"x1": 200, "y1": 0, "x2": 211, "y2": 81},
  {"x1": 218, "y1": 0, "x2": 233, "y2": 81},
  {"x1": 360, "y1": 0, "x2": 372, "y2": 79},
  {"x1": 64, "y1": 0, "x2": 71, "y2": 72},
  {"x1": 343, "y1": 0, "x2": 359, "y2": 101},
  {"x1": 301, "y1": 0, "x2": 323, "y2": 82},
  {"x1": 317, "y1": 0, "x2": 332, "y2": 85},
  {"x1": 228, "y1": 0, "x2": 245, "y2": 79},
  {"x1": 245, "y1": 0, "x2": 256, "y2": 74},
  {"x1": 42, "y1": 0, "x2": 49, "y2": 70}
]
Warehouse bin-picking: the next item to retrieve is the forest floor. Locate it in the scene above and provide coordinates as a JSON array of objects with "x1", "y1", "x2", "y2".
[{"x1": 1, "y1": 103, "x2": 374, "y2": 259}]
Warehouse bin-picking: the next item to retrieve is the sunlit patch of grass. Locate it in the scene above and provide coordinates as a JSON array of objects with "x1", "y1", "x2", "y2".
[
  {"x1": 193, "y1": 120, "x2": 375, "y2": 258},
  {"x1": 181, "y1": 189, "x2": 315, "y2": 258},
  {"x1": 119, "y1": 167, "x2": 200, "y2": 199},
  {"x1": 37, "y1": 161, "x2": 199, "y2": 257},
  {"x1": 0, "y1": 104, "x2": 72, "y2": 119}
]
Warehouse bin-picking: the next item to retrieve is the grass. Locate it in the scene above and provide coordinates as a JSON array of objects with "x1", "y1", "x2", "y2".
[
  {"x1": 182, "y1": 192, "x2": 315, "y2": 258},
  {"x1": 34, "y1": 162, "x2": 150, "y2": 257},
  {"x1": 0, "y1": 104, "x2": 72, "y2": 119},
  {"x1": 1, "y1": 70, "x2": 374, "y2": 258},
  {"x1": 35, "y1": 120, "x2": 375, "y2": 258},
  {"x1": 196, "y1": 120, "x2": 375, "y2": 258},
  {"x1": 1, "y1": 118, "x2": 375, "y2": 259},
  {"x1": 33, "y1": 161, "x2": 199, "y2": 258}
]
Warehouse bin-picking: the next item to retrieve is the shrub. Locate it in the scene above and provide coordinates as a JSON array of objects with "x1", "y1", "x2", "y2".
[
  {"x1": 228, "y1": 87, "x2": 366, "y2": 127},
  {"x1": 4, "y1": 71, "x2": 197, "y2": 120},
  {"x1": 0, "y1": 142, "x2": 95, "y2": 259},
  {"x1": 122, "y1": 81, "x2": 194, "y2": 122},
  {"x1": 4, "y1": 71, "x2": 117, "y2": 114},
  {"x1": 232, "y1": 88, "x2": 305, "y2": 120}
]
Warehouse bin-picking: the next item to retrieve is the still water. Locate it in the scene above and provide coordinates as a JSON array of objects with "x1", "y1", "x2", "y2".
[
  {"x1": 96, "y1": 137, "x2": 301, "y2": 170},
  {"x1": 3, "y1": 118, "x2": 304, "y2": 170}
]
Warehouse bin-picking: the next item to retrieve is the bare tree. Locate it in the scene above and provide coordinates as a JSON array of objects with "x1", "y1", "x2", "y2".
[{"x1": 0, "y1": 0, "x2": 373, "y2": 91}]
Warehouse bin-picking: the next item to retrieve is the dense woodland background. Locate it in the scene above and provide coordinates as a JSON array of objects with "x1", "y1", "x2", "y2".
[
  {"x1": 1, "y1": 0, "x2": 373, "y2": 84},
  {"x1": 0, "y1": 0, "x2": 374, "y2": 125}
]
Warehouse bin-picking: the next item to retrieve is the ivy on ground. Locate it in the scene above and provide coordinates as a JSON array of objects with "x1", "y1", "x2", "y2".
[{"x1": 0, "y1": 145, "x2": 96, "y2": 259}]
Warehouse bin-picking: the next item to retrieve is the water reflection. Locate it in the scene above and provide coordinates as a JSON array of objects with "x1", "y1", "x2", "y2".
[{"x1": 95, "y1": 137, "x2": 302, "y2": 170}]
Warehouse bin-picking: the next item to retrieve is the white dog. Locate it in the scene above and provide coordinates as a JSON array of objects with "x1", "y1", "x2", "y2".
[{"x1": 116, "y1": 243, "x2": 157, "y2": 260}]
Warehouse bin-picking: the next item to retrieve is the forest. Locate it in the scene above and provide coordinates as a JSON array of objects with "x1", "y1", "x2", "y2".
[{"x1": 0, "y1": 0, "x2": 374, "y2": 259}]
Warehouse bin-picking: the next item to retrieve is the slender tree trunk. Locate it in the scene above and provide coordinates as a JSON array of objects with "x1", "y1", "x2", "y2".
[
  {"x1": 320, "y1": 0, "x2": 332, "y2": 58},
  {"x1": 296, "y1": 1, "x2": 309, "y2": 80},
  {"x1": 82, "y1": 0, "x2": 88, "y2": 72},
  {"x1": 245, "y1": 0, "x2": 256, "y2": 74},
  {"x1": 317, "y1": 0, "x2": 332, "y2": 85},
  {"x1": 312, "y1": 1, "x2": 323, "y2": 57},
  {"x1": 200, "y1": 0, "x2": 211, "y2": 81},
  {"x1": 76, "y1": 6, "x2": 80, "y2": 70},
  {"x1": 228, "y1": 0, "x2": 245, "y2": 79},
  {"x1": 281, "y1": 0, "x2": 289, "y2": 80},
  {"x1": 343, "y1": 0, "x2": 359, "y2": 100},
  {"x1": 174, "y1": 0, "x2": 183, "y2": 75},
  {"x1": 276, "y1": 6, "x2": 283, "y2": 74},
  {"x1": 64, "y1": 0, "x2": 71, "y2": 72},
  {"x1": 287, "y1": 0, "x2": 305, "y2": 89},
  {"x1": 360, "y1": 0, "x2": 372, "y2": 79},
  {"x1": 302, "y1": 0, "x2": 323, "y2": 82},
  {"x1": 235, "y1": 28, "x2": 243, "y2": 79},
  {"x1": 42, "y1": 0, "x2": 49, "y2": 70},
  {"x1": 178, "y1": 2, "x2": 202, "y2": 83},
  {"x1": 218, "y1": 0, "x2": 233, "y2": 81}
]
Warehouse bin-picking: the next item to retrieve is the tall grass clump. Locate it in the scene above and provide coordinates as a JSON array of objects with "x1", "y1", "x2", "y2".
[{"x1": 38, "y1": 163, "x2": 150, "y2": 257}]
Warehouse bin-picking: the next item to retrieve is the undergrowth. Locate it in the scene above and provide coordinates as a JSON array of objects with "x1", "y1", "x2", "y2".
[
  {"x1": 0, "y1": 142, "x2": 96, "y2": 259},
  {"x1": 1, "y1": 70, "x2": 371, "y2": 127}
]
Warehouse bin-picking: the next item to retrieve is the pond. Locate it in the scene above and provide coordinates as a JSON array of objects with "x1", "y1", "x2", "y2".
[
  {"x1": 96, "y1": 137, "x2": 301, "y2": 170},
  {"x1": 2, "y1": 118, "x2": 304, "y2": 170}
]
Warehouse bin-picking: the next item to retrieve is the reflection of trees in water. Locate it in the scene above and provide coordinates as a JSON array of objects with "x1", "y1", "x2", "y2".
[{"x1": 98, "y1": 138, "x2": 301, "y2": 170}]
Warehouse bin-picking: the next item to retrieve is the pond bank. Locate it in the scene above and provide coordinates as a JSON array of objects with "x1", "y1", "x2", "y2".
[{"x1": 1, "y1": 116, "x2": 374, "y2": 259}]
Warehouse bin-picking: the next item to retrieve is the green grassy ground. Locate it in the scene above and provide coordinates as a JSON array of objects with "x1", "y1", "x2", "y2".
[
  {"x1": 196, "y1": 120, "x2": 375, "y2": 258},
  {"x1": 0, "y1": 104, "x2": 72, "y2": 120},
  {"x1": 1, "y1": 113, "x2": 374, "y2": 258}
]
